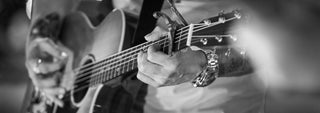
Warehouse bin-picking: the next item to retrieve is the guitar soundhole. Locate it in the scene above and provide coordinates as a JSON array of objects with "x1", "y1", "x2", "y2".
[{"x1": 72, "y1": 59, "x2": 93, "y2": 103}]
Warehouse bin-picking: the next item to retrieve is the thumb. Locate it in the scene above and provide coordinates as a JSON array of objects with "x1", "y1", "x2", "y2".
[{"x1": 144, "y1": 27, "x2": 167, "y2": 41}]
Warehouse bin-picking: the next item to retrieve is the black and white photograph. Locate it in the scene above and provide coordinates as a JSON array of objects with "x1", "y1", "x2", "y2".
[{"x1": 0, "y1": 0, "x2": 320, "y2": 113}]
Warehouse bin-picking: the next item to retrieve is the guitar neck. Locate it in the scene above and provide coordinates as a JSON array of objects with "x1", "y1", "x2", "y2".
[
  {"x1": 86, "y1": 31, "x2": 189, "y2": 87},
  {"x1": 75, "y1": 10, "x2": 241, "y2": 87}
]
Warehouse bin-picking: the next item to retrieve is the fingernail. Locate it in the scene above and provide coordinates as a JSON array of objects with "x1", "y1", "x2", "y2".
[
  {"x1": 145, "y1": 33, "x2": 152, "y2": 38},
  {"x1": 144, "y1": 33, "x2": 153, "y2": 41}
]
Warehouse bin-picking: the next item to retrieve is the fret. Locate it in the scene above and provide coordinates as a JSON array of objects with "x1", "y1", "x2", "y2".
[
  {"x1": 110, "y1": 65, "x2": 115, "y2": 79},
  {"x1": 132, "y1": 53, "x2": 136, "y2": 70},
  {"x1": 163, "y1": 37, "x2": 166, "y2": 52},
  {"x1": 89, "y1": 76, "x2": 93, "y2": 87},
  {"x1": 101, "y1": 69, "x2": 104, "y2": 84},
  {"x1": 106, "y1": 70, "x2": 110, "y2": 81},
  {"x1": 177, "y1": 31, "x2": 182, "y2": 50},
  {"x1": 114, "y1": 61, "x2": 118, "y2": 77},
  {"x1": 120, "y1": 60, "x2": 125, "y2": 74},
  {"x1": 97, "y1": 72, "x2": 100, "y2": 85},
  {"x1": 95, "y1": 74, "x2": 98, "y2": 86},
  {"x1": 97, "y1": 71, "x2": 100, "y2": 85},
  {"x1": 104, "y1": 67, "x2": 108, "y2": 82},
  {"x1": 91, "y1": 74, "x2": 95, "y2": 86},
  {"x1": 115, "y1": 64, "x2": 120, "y2": 76},
  {"x1": 93, "y1": 74, "x2": 97, "y2": 86},
  {"x1": 102, "y1": 67, "x2": 106, "y2": 83},
  {"x1": 114, "y1": 64, "x2": 119, "y2": 78},
  {"x1": 125, "y1": 56, "x2": 129, "y2": 72}
]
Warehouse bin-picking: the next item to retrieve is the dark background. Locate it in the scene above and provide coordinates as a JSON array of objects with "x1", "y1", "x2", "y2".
[
  {"x1": 0, "y1": 0, "x2": 29, "y2": 113},
  {"x1": 0, "y1": 0, "x2": 113, "y2": 113}
]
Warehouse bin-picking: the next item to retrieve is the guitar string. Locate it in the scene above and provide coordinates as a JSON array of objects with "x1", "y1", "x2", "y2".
[
  {"x1": 71, "y1": 24, "x2": 206, "y2": 76},
  {"x1": 73, "y1": 15, "x2": 238, "y2": 76},
  {"x1": 72, "y1": 37, "x2": 224, "y2": 95},
  {"x1": 72, "y1": 24, "x2": 208, "y2": 83},
  {"x1": 65, "y1": 17, "x2": 239, "y2": 97},
  {"x1": 73, "y1": 34, "x2": 228, "y2": 91},
  {"x1": 73, "y1": 41, "x2": 167, "y2": 85},
  {"x1": 68, "y1": 39, "x2": 201, "y2": 96},
  {"x1": 74, "y1": 16, "x2": 237, "y2": 81},
  {"x1": 83, "y1": 39, "x2": 208, "y2": 87},
  {"x1": 77, "y1": 37, "x2": 214, "y2": 87},
  {"x1": 72, "y1": 17, "x2": 239, "y2": 87},
  {"x1": 68, "y1": 24, "x2": 194, "y2": 74},
  {"x1": 71, "y1": 24, "x2": 207, "y2": 82},
  {"x1": 73, "y1": 37, "x2": 169, "y2": 84},
  {"x1": 65, "y1": 13, "x2": 238, "y2": 78}
]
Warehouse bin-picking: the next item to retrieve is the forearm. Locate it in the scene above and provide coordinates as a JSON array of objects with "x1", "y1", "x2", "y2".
[{"x1": 214, "y1": 46, "x2": 253, "y2": 77}]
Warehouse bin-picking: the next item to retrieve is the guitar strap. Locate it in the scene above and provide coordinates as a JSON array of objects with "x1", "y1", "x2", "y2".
[
  {"x1": 124, "y1": 0, "x2": 164, "y2": 113},
  {"x1": 132, "y1": 0, "x2": 165, "y2": 45}
]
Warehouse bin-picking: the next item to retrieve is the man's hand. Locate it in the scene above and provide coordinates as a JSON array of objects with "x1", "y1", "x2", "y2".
[
  {"x1": 137, "y1": 27, "x2": 207, "y2": 87},
  {"x1": 26, "y1": 38, "x2": 71, "y2": 107}
]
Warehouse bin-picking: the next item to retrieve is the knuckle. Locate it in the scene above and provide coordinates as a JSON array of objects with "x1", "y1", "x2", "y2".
[
  {"x1": 136, "y1": 72, "x2": 146, "y2": 81},
  {"x1": 138, "y1": 64, "x2": 146, "y2": 72},
  {"x1": 167, "y1": 60, "x2": 179, "y2": 72},
  {"x1": 147, "y1": 53, "x2": 154, "y2": 62},
  {"x1": 136, "y1": 73, "x2": 142, "y2": 80}
]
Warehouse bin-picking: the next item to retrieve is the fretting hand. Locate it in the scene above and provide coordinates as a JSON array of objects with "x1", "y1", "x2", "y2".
[
  {"x1": 137, "y1": 27, "x2": 207, "y2": 87},
  {"x1": 26, "y1": 38, "x2": 72, "y2": 107}
]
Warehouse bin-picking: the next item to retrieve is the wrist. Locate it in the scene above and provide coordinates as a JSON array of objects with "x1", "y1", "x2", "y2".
[{"x1": 191, "y1": 48, "x2": 219, "y2": 87}]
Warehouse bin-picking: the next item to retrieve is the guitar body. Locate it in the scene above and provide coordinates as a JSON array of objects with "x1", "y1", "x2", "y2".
[{"x1": 51, "y1": 9, "x2": 131, "y2": 113}]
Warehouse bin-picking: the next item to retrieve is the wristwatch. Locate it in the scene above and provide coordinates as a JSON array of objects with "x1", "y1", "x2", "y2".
[{"x1": 191, "y1": 49, "x2": 219, "y2": 87}]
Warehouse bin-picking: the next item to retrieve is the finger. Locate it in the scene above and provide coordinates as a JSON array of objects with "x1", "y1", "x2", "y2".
[
  {"x1": 43, "y1": 88, "x2": 65, "y2": 107},
  {"x1": 26, "y1": 66, "x2": 58, "y2": 88},
  {"x1": 28, "y1": 59, "x2": 64, "y2": 74},
  {"x1": 38, "y1": 38, "x2": 68, "y2": 59},
  {"x1": 147, "y1": 45, "x2": 171, "y2": 65},
  {"x1": 137, "y1": 51, "x2": 163, "y2": 76},
  {"x1": 145, "y1": 27, "x2": 167, "y2": 41},
  {"x1": 46, "y1": 94, "x2": 64, "y2": 107},
  {"x1": 137, "y1": 71, "x2": 160, "y2": 87}
]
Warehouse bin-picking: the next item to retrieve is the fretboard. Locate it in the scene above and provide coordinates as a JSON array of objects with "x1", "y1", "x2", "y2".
[
  {"x1": 73, "y1": 10, "x2": 241, "y2": 89},
  {"x1": 75, "y1": 26, "x2": 192, "y2": 89}
]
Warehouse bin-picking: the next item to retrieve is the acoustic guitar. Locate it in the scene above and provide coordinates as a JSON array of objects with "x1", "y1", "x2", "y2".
[{"x1": 25, "y1": 4, "x2": 243, "y2": 113}]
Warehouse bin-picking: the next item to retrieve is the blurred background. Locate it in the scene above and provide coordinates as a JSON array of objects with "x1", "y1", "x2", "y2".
[
  {"x1": 0, "y1": 0, "x2": 29, "y2": 113},
  {"x1": 1, "y1": 0, "x2": 320, "y2": 113},
  {"x1": 0, "y1": 0, "x2": 113, "y2": 113}
]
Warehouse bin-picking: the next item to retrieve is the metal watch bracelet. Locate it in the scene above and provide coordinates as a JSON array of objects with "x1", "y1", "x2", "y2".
[{"x1": 191, "y1": 49, "x2": 219, "y2": 87}]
